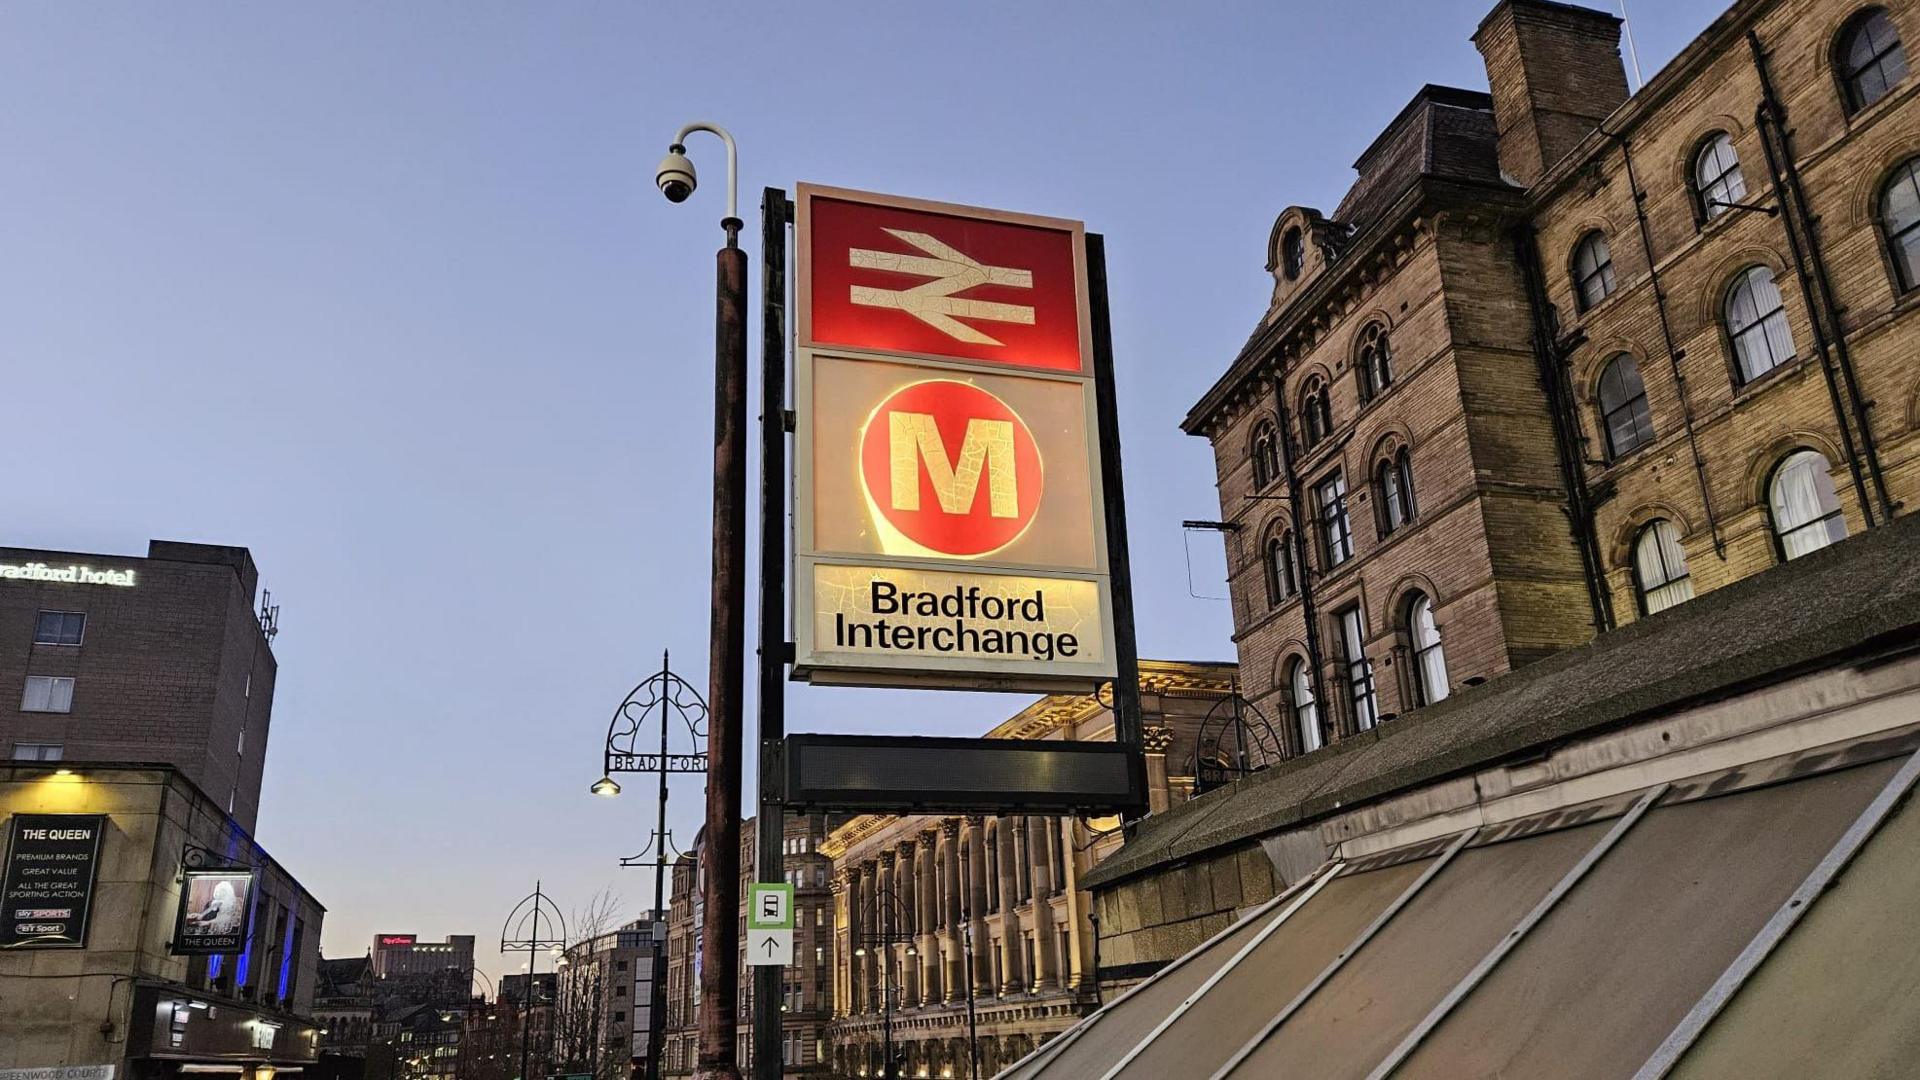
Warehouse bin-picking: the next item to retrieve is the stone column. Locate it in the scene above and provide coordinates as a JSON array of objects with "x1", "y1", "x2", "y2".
[
  {"x1": 1143, "y1": 725, "x2": 1175, "y2": 814},
  {"x1": 859, "y1": 860, "x2": 877, "y2": 1013},
  {"x1": 1028, "y1": 817, "x2": 1059, "y2": 991},
  {"x1": 939, "y1": 819, "x2": 965, "y2": 1002},
  {"x1": 964, "y1": 816, "x2": 992, "y2": 997},
  {"x1": 832, "y1": 869, "x2": 851, "y2": 1018},
  {"x1": 996, "y1": 816, "x2": 1025, "y2": 994},
  {"x1": 878, "y1": 849, "x2": 899, "y2": 1016},
  {"x1": 897, "y1": 840, "x2": 919, "y2": 1007},
  {"x1": 845, "y1": 865, "x2": 864, "y2": 1017},
  {"x1": 916, "y1": 829, "x2": 941, "y2": 1005}
]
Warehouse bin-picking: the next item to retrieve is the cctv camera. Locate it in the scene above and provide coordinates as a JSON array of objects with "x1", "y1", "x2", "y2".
[{"x1": 656, "y1": 146, "x2": 696, "y2": 203}]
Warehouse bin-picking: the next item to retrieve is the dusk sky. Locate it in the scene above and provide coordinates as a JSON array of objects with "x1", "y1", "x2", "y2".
[{"x1": 2, "y1": 0, "x2": 1727, "y2": 985}]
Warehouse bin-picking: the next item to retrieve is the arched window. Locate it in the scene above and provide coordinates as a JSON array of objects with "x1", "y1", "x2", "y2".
[
  {"x1": 1694, "y1": 133, "x2": 1747, "y2": 221},
  {"x1": 1879, "y1": 157, "x2": 1920, "y2": 292},
  {"x1": 1769, "y1": 450, "x2": 1848, "y2": 559},
  {"x1": 1300, "y1": 378, "x2": 1332, "y2": 448},
  {"x1": 1633, "y1": 519, "x2": 1695, "y2": 614},
  {"x1": 1839, "y1": 7, "x2": 1908, "y2": 113},
  {"x1": 1251, "y1": 421, "x2": 1281, "y2": 489},
  {"x1": 1263, "y1": 531, "x2": 1297, "y2": 607},
  {"x1": 1724, "y1": 266, "x2": 1796, "y2": 383},
  {"x1": 1597, "y1": 353, "x2": 1655, "y2": 458},
  {"x1": 1406, "y1": 593, "x2": 1450, "y2": 706},
  {"x1": 1572, "y1": 232, "x2": 1617, "y2": 311},
  {"x1": 1282, "y1": 227, "x2": 1306, "y2": 280},
  {"x1": 1358, "y1": 323, "x2": 1394, "y2": 400},
  {"x1": 1287, "y1": 658, "x2": 1322, "y2": 754},
  {"x1": 1375, "y1": 449, "x2": 1416, "y2": 535}
]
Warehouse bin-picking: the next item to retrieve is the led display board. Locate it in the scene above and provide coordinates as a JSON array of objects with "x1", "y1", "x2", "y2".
[{"x1": 793, "y1": 185, "x2": 1118, "y2": 692}]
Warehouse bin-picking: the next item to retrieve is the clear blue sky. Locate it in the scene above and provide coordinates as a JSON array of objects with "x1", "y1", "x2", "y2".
[{"x1": 1, "y1": 0, "x2": 1725, "y2": 983}]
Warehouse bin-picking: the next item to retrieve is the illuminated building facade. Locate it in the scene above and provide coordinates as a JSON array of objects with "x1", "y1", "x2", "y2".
[
  {"x1": 820, "y1": 660, "x2": 1241, "y2": 1078},
  {"x1": 0, "y1": 762, "x2": 325, "y2": 1079}
]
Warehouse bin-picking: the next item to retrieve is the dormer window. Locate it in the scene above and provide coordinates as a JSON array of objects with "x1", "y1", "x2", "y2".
[{"x1": 1282, "y1": 227, "x2": 1306, "y2": 280}]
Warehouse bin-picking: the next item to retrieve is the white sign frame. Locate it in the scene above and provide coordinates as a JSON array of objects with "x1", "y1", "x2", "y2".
[{"x1": 790, "y1": 184, "x2": 1120, "y2": 693}]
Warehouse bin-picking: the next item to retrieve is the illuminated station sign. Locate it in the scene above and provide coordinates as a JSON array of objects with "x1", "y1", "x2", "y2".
[{"x1": 793, "y1": 185, "x2": 1118, "y2": 692}]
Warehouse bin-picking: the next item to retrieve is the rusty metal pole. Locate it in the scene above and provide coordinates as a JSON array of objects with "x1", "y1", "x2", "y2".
[{"x1": 697, "y1": 216, "x2": 750, "y2": 1080}]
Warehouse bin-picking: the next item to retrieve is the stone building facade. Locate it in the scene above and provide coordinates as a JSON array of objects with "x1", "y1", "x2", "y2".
[
  {"x1": 820, "y1": 660, "x2": 1240, "y2": 1078},
  {"x1": 0, "y1": 763, "x2": 324, "y2": 1079},
  {"x1": 1187, "y1": 0, "x2": 1920, "y2": 767}
]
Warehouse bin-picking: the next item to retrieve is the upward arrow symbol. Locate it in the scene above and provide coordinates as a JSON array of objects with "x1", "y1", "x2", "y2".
[
  {"x1": 848, "y1": 229, "x2": 1036, "y2": 346},
  {"x1": 760, "y1": 938, "x2": 778, "y2": 957}
]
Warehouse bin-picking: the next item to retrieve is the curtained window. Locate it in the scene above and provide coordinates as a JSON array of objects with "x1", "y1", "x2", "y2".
[
  {"x1": 1768, "y1": 450, "x2": 1848, "y2": 560},
  {"x1": 1724, "y1": 266, "x2": 1796, "y2": 384},
  {"x1": 1633, "y1": 519, "x2": 1695, "y2": 614},
  {"x1": 1288, "y1": 658, "x2": 1322, "y2": 754},
  {"x1": 1407, "y1": 593, "x2": 1450, "y2": 706}
]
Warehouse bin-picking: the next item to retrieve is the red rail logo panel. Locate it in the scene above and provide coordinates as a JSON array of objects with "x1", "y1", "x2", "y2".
[{"x1": 806, "y1": 195, "x2": 1084, "y2": 373}]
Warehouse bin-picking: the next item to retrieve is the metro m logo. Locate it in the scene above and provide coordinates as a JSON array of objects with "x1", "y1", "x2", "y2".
[
  {"x1": 860, "y1": 380, "x2": 1043, "y2": 558},
  {"x1": 888, "y1": 413, "x2": 1018, "y2": 518}
]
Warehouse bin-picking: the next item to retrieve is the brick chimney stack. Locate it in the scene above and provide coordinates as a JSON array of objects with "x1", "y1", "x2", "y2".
[{"x1": 1473, "y1": 0, "x2": 1630, "y2": 187}]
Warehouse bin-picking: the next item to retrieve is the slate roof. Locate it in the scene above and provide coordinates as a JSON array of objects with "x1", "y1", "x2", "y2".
[
  {"x1": 1333, "y1": 85, "x2": 1505, "y2": 233},
  {"x1": 1184, "y1": 85, "x2": 1515, "y2": 436},
  {"x1": 1084, "y1": 511, "x2": 1920, "y2": 890}
]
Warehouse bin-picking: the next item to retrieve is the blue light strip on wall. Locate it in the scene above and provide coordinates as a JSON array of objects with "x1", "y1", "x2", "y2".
[{"x1": 278, "y1": 910, "x2": 296, "y2": 1001}]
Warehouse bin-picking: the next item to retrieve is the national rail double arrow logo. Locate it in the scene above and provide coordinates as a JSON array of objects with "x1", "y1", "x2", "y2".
[{"x1": 847, "y1": 230, "x2": 1035, "y2": 346}]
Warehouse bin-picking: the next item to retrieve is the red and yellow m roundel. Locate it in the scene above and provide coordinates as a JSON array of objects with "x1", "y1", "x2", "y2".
[{"x1": 858, "y1": 379, "x2": 1044, "y2": 559}]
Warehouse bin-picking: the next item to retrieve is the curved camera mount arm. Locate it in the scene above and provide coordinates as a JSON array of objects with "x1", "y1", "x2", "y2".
[{"x1": 671, "y1": 120, "x2": 738, "y2": 225}]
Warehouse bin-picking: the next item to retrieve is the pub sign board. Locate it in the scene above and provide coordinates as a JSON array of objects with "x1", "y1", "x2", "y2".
[
  {"x1": 1, "y1": 813, "x2": 106, "y2": 948},
  {"x1": 793, "y1": 184, "x2": 1119, "y2": 692},
  {"x1": 172, "y1": 868, "x2": 256, "y2": 955}
]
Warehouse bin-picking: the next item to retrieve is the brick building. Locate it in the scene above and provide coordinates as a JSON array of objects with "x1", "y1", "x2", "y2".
[
  {"x1": 662, "y1": 812, "x2": 839, "y2": 1077},
  {"x1": 1187, "y1": 0, "x2": 1920, "y2": 763},
  {"x1": 0, "y1": 539, "x2": 278, "y2": 829}
]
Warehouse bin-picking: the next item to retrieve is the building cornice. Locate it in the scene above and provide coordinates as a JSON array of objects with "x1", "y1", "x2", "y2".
[{"x1": 1183, "y1": 176, "x2": 1525, "y2": 439}]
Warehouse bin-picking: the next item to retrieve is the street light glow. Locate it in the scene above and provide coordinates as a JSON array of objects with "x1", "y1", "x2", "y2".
[{"x1": 589, "y1": 776, "x2": 622, "y2": 797}]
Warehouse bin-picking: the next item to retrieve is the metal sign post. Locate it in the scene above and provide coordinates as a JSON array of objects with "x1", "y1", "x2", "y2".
[{"x1": 746, "y1": 182, "x2": 1146, "y2": 1080}]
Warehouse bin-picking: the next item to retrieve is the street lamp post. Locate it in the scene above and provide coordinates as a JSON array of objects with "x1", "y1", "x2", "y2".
[
  {"x1": 960, "y1": 924, "x2": 980, "y2": 1080},
  {"x1": 593, "y1": 651, "x2": 708, "y2": 1080},
  {"x1": 852, "y1": 887, "x2": 916, "y2": 1080},
  {"x1": 655, "y1": 119, "x2": 749, "y2": 1080},
  {"x1": 501, "y1": 884, "x2": 566, "y2": 1080}
]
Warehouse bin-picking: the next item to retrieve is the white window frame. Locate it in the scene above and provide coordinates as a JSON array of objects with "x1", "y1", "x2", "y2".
[{"x1": 21, "y1": 675, "x2": 75, "y2": 713}]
